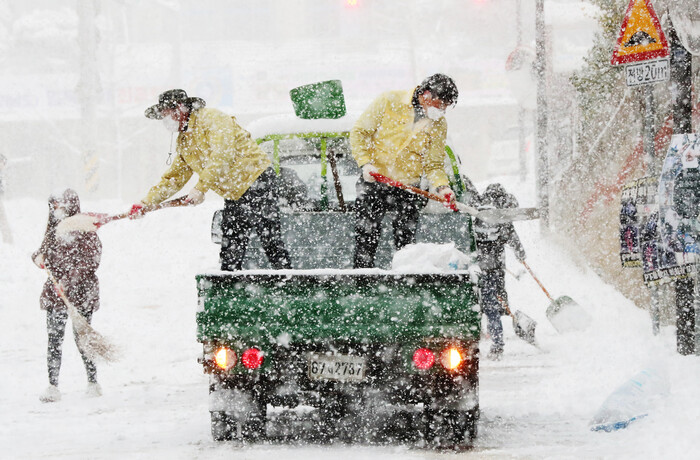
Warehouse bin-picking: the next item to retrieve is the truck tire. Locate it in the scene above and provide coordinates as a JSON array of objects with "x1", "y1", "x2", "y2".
[
  {"x1": 210, "y1": 411, "x2": 233, "y2": 441},
  {"x1": 241, "y1": 414, "x2": 266, "y2": 441},
  {"x1": 317, "y1": 392, "x2": 347, "y2": 441},
  {"x1": 465, "y1": 405, "x2": 479, "y2": 445},
  {"x1": 425, "y1": 405, "x2": 479, "y2": 449},
  {"x1": 210, "y1": 409, "x2": 267, "y2": 442},
  {"x1": 241, "y1": 389, "x2": 267, "y2": 441}
]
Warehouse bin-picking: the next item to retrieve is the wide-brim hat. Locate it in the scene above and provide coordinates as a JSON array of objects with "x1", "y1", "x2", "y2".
[
  {"x1": 418, "y1": 73, "x2": 458, "y2": 107},
  {"x1": 145, "y1": 89, "x2": 206, "y2": 120}
]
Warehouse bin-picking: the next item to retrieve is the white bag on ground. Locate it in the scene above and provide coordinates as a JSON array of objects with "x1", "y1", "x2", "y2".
[{"x1": 589, "y1": 365, "x2": 670, "y2": 432}]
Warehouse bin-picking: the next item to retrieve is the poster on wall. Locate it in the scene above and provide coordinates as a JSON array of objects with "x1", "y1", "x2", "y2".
[
  {"x1": 634, "y1": 176, "x2": 672, "y2": 285},
  {"x1": 619, "y1": 180, "x2": 640, "y2": 267},
  {"x1": 618, "y1": 176, "x2": 662, "y2": 276},
  {"x1": 669, "y1": 134, "x2": 700, "y2": 255},
  {"x1": 646, "y1": 133, "x2": 698, "y2": 284}
]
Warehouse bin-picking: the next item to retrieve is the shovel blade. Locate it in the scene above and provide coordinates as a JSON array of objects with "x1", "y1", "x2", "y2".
[
  {"x1": 512, "y1": 310, "x2": 538, "y2": 346},
  {"x1": 477, "y1": 207, "x2": 541, "y2": 224},
  {"x1": 546, "y1": 296, "x2": 592, "y2": 333}
]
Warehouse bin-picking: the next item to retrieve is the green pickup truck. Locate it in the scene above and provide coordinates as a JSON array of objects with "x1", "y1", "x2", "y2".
[{"x1": 196, "y1": 114, "x2": 481, "y2": 448}]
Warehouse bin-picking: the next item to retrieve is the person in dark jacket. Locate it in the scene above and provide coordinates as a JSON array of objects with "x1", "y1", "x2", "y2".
[
  {"x1": 474, "y1": 184, "x2": 526, "y2": 360},
  {"x1": 32, "y1": 189, "x2": 102, "y2": 402}
]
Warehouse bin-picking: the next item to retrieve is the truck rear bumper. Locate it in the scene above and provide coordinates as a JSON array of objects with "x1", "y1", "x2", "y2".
[{"x1": 205, "y1": 339, "x2": 479, "y2": 413}]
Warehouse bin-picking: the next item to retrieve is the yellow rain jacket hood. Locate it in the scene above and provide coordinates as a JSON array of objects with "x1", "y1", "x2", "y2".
[
  {"x1": 142, "y1": 108, "x2": 271, "y2": 204},
  {"x1": 350, "y1": 89, "x2": 450, "y2": 188}
]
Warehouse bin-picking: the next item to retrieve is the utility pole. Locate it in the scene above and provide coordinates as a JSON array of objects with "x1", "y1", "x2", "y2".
[
  {"x1": 517, "y1": 0, "x2": 527, "y2": 182},
  {"x1": 669, "y1": 21, "x2": 695, "y2": 355},
  {"x1": 77, "y1": 0, "x2": 100, "y2": 196},
  {"x1": 643, "y1": 87, "x2": 656, "y2": 176},
  {"x1": 535, "y1": 0, "x2": 549, "y2": 230}
]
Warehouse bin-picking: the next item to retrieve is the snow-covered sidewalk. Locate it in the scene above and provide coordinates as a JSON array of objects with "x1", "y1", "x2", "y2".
[{"x1": 1, "y1": 197, "x2": 699, "y2": 459}]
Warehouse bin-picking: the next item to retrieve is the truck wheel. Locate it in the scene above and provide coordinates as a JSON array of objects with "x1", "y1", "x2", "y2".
[
  {"x1": 241, "y1": 392, "x2": 267, "y2": 441},
  {"x1": 465, "y1": 405, "x2": 479, "y2": 445},
  {"x1": 317, "y1": 392, "x2": 347, "y2": 442},
  {"x1": 211, "y1": 410, "x2": 266, "y2": 442},
  {"x1": 241, "y1": 415, "x2": 266, "y2": 441},
  {"x1": 210, "y1": 411, "x2": 233, "y2": 441},
  {"x1": 425, "y1": 406, "x2": 478, "y2": 449}
]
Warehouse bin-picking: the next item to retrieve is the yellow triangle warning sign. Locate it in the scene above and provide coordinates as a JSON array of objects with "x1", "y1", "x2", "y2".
[{"x1": 611, "y1": 0, "x2": 669, "y2": 65}]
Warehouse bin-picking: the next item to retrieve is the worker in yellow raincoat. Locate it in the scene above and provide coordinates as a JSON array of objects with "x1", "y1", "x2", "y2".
[
  {"x1": 350, "y1": 74, "x2": 459, "y2": 268},
  {"x1": 130, "y1": 89, "x2": 291, "y2": 271}
]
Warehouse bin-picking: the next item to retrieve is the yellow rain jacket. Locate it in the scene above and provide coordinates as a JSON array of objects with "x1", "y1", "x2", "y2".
[
  {"x1": 142, "y1": 108, "x2": 271, "y2": 205},
  {"x1": 350, "y1": 89, "x2": 450, "y2": 188}
]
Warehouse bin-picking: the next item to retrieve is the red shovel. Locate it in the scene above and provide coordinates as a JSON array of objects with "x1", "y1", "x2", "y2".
[
  {"x1": 369, "y1": 172, "x2": 539, "y2": 224},
  {"x1": 96, "y1": 196, "x2": 191, "y2": 227},
  {"x1": 55, "y1": 196, "x2": 191, "y2": 236},
  {"x1": 369, "y1": 172, "x2": 465, "y2": 212}
]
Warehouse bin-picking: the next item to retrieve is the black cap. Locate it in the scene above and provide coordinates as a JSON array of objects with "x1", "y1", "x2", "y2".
[
  {"x1": 482, "y1": 183, "x2": 518, "y2": 209},
  {"x1": 418, "y1": 73, "x2": 458, "y2": 106},
  {"x1": 145, "y1": 89, "x2": 206, "y2": 120}
]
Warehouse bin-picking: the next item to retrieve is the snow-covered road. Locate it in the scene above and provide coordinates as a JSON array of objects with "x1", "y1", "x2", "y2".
[{"x1": 1, "y1": 195, "x2": 699, "y2": 459}]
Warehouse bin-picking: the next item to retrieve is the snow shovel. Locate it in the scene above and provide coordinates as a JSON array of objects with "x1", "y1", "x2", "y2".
[
  {"x1": 521, "y1": 260, "x2": 592, "y2": 333},
  {"x1": 56, "y1": 196, "x2": 191, "y2": 236},
  {"x1": 45, "y1": 269, "x2": 119, "y2": 363},
  {"x1": 369, "y1": 172, "x2": 539, "y2": 224},
  {"x1": 496, "y1": 295, "x2": 538, "y2": 347}
]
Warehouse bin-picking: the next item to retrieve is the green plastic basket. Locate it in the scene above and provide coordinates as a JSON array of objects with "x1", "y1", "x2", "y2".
[{"x1": 290, "y1": 80, "x2": 346, "y2": 119}]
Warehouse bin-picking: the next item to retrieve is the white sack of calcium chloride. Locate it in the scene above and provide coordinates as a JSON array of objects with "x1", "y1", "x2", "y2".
[
  {"x1": 589, "y1": 362, "x2": 670, "y2": 432},
  {"x1": 391, "y1": 243, "x2": 472, "y2": 273}
]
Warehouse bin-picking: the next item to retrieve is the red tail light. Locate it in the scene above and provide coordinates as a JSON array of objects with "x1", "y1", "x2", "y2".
[
  {"x1": 412, "y1": 348, "x2": 435, "y2": 370},
  {"x1": 241, "y1": 347, "x2": 264, "y2": 369}
]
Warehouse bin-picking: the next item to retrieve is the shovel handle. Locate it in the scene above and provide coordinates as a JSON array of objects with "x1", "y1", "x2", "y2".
[
  {"x1": 98, "y1": 196, "x2": 190, "y2": 226},
  {"x1": 45, "y1": 268, "x2": 85, "y2": 324},
  {"x1": 495, "y1": 294, "x2": 514, "y2": 318},
  {"x1": 45, "y1": 269, "x2": 70, "y2": 306},
  {"x1": 521, "y1": 260, "x2": 554, "y2": 301},
  {"x1": 327, "y1": 148, "x2": 346, "y2": 212},
  {"x1": 369, "y1": 172, "x2": 468, "y2": 213},
  {"x1": 370, "y1": 172, "x2": 443, "y2": 201}
]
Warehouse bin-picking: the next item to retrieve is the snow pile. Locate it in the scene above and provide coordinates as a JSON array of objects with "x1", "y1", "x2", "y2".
[{"x1": 391, "y1": 242, "x2": 471, "y2": 273}]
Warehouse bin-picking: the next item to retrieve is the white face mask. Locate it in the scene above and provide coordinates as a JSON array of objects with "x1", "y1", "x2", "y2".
[
  {"x1": 426, "y1": 106, "x2": 446, "y2": 121},
  {"x1": 53, "y1": 208, "x2": 67, "y2": 220},
  {"x1": 162, "y1": 115, "x2": 180, "y2": 133}
]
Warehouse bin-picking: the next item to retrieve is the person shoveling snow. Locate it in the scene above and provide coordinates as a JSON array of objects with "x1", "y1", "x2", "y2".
[
  {"x1": 32, "y1": 189, "x2": 110, "y2": 403},
  {"x1": 474, "y1": 184, "x2": 536, "y2": 359},
  {"x1": 128, "y1": 89, "x2": 292, "y2": 272}
]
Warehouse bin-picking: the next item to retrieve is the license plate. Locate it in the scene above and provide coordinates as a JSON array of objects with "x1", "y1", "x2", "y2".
[{"x1": 307, "y1": 353, "x2": 366, "y2": 382}]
